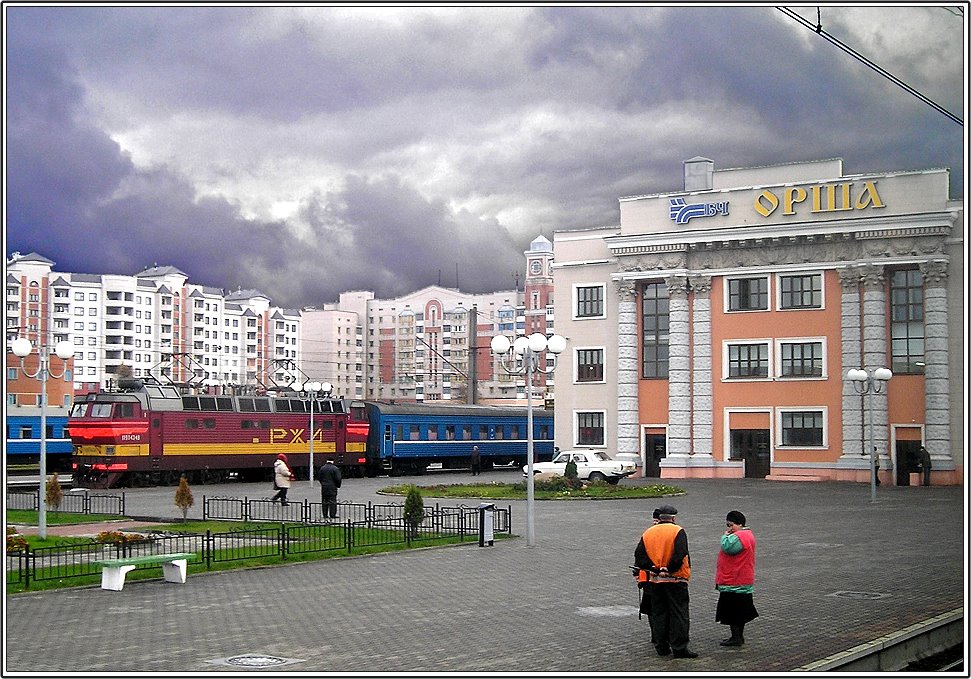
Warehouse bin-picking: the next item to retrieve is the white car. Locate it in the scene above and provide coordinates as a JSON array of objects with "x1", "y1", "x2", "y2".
[{"x1": 524, "y1": 450, "x2": 636, "y2": 485}]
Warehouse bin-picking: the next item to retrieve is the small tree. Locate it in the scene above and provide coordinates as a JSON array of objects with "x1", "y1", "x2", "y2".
[
  {"x1": 564, "y1": 459, "x2": 581, "y2": 489},
  {"x1": 45, "y1": 474, "x2": 64, "y2": 513},
  {"x1": 175, "y1": 476, "x2": 194, "y2": 522},
  {"x1": 403, "y1": 485, "x2": 425, "y2": 539}
]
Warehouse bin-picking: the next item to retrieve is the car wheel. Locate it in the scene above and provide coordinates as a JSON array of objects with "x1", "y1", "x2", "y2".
[{"x1": 588, "y1": 471, "x2": 607, "y2": 483}]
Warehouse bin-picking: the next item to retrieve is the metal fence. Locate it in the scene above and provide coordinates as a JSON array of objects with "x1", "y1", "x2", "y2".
[
  {"x1": 202, "y1": 495, "x2": 512, "y2": 533},
  {"x1": 6, "y1": 499, "x2": 510, "y2": 589},
  {"x1": 5, "y1": 489, "x2": 126, "y2": 516}
]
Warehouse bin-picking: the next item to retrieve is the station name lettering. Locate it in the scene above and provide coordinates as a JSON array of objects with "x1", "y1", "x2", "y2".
[{"x1": 754, "y1": 181, "x2": 885, "y2": 217}]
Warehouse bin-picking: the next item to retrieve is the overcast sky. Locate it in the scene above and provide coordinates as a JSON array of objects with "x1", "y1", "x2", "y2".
[{"x1": 4, "y1": 4, "x2": 966, "y2": 309}]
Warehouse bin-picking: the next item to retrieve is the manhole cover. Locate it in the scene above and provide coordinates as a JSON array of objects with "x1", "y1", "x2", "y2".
[
  {"x1": 208, "y1": 654, "x2": 304, "y2": 668},
  {"x1": 829, "y1": 591, "x2": 891, "y2": 600},
  {"x1": 577, "y1": 605, "x2": 638, "y2": 617}
]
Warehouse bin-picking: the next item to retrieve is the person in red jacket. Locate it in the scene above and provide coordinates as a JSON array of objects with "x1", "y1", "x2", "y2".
[{"x1": 715, "y1": 510, "x2": 759, "y2": 647}]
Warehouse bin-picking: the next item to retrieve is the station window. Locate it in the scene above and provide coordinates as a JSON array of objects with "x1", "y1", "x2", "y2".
[
  {"x1": 576, "y1": 411, "x2": 605, "y2": 446},
  {"x1": 726, "y1": 342, "x2": 770, "y2": 379},
  {"x1": 727, "y1": 277, "x2": 769, "y2": 312},
  {"x1": 780, "y1": 410, "x2": 824, "y2": 447},
  {"x1": 575, "y1": 284, "x2": 605, "y2": 319},
  {"x1": 779, "y1": 273, "x2": 822, "y2": 309},
  {"x1": 576, "y1": 348, "x2": 605, "y2": 382},
  {"x1": 890, "y1": 269, "x2": 925, "y2": 374},
  {"x1": 778, "y1": 341, "x2": 824, "y2": 378}
]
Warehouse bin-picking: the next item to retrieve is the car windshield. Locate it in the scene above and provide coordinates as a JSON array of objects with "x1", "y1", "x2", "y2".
[
  {"x1": 552, "y1": 454, "x2": 568, "y2": 463},
  {"x1": 592, "y1": 451, "x2": 610, "y2": 461}
]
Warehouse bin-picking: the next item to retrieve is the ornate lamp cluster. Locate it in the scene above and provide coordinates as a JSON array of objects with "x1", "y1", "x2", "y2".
[{"x1": 490, "y1": 332, "x2": 567, "y2": 547}]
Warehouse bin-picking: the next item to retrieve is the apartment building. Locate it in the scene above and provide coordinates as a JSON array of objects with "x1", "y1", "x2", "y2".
[
  {"x1": 6, "y1": 255, "x2": 297, "y2": 395},
  {"x1": 553, "y1": 157, "x2": 964, "y2": 486}
]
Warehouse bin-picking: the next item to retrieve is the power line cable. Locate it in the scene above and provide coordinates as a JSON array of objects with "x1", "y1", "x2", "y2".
[{"x1": 776, "y1": 6, "x2": 963, "y2": 126}]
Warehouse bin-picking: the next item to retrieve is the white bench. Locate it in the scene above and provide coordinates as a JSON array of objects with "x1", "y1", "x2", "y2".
[{"x1": 92, "y1": 552, "x2": 196, "y2": 591}]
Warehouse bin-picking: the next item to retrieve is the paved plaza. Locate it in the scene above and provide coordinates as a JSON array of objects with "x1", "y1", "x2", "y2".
[{"x1": 4, "y1": 470, "x2": 966, "y2": 674}]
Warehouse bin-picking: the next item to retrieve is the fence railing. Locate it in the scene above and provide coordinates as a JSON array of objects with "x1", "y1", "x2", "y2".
[
  {"x1": 6, "y1": 498, "x2": 511, "y2": 589},
  {"x1": 5, "y1": 489, "x2": 126, "y2": 516}
]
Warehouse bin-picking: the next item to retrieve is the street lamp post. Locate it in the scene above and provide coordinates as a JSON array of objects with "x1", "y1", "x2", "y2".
[
  {"x1": 298, "y1": 381, "x2": 332, "y2": 485},
  {"x1": 11, "y1": 337, "x2": 74, "y2": 540},
  {"x1": 847, "y1": 367, "x2": 893, "y2": 503},
  {"x1": 490, "y1": 332, "x2": 566, "y2": 547}
]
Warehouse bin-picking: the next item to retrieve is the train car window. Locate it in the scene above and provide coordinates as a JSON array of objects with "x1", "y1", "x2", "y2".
[
  {"x1": 409, "y1": 425, "x2": 420, "y2": 440},
  {"x1": 185, "y1": 419, "x2": 199, "y2": 429},
  {"x1": 199, "y1": 397, "x2": 217, "y2": 411},
  {"x1": 511, "y1": 424, "x2": 521, "y2": 439},
  {"x1": 428, "y1": 425, "x2": 439, "y2": 440},
  {"x1": 260, "y1": 420, "x2": 270, "y2": 429},
  {"x1": 241, "y1": 420, "x2": 253, "y2": 429},
  {"x1": 494, "y1": 426, "x2": 505, "y2": 440},
  {"x1": 216, "y1": 397, "x2": 234, "y2": 411},
  {"x1": 479, "y1": 425, "x2": 488, "y2": 440},
  {"x1": 69, "y1": 403, "x2": 88, "y2": 417},
  {"x1": 385, "y1": 425, "x2": 392, "y2": 441},
  {"x1": 351, "y1": 405, "x2": 366, "y2": 420},
  {"x1": 396, "y1": 425, "x2": 403, "y2": 440},
  {"x1": 275, "y1": 400, "x2": 292, "y2": 413},
  {"x1": 445, "y1": 425, "x2": 455, "y2": 440},
  {"x1": 116, "y1": 403, "x2": 136, "y2": 418},
  {"x1": 319, "y1": 421, "x2": 333, "y2": 430},
  {"x1": 238, "y1": 398, "x2": 256, "y2": 412},
  {"x1": 254, "y1": 399, "x2": 271, "y2": 413},
  {"x1": 462, "y1": 425, "x2": 472, "y2": 440},
  {"x1": 539, "y1": 425, "x2": 550, "y2": 439},
  {"x1": 91, "y1": 404, "x2": 113, "y2": 418},
  {"x1": 153, "y1": 418, "x2": 160, "y2": 428},
  {"x1": 203, "y1": 419, "x2": 216, "y2": 429},
  {"x1": 18, "y1": 425, "x2": 32, "y2": 438},
  {"x1": 182, "y1": 396, "x2": 200, "y2": 410}
]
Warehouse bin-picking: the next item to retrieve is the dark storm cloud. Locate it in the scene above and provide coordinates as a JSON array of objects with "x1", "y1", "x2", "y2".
[{"x1": 4, "y1": 5, "x2": 964, "y2": 309}]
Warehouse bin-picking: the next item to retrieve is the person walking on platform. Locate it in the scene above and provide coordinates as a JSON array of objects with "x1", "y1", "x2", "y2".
[
  {"x1": 917, "y1": 446, "x2": 932, "y2": 486},
  {"x1": 317, "y1": 458, "x2": 342, "y2": 518},
  {"x1": 715, "y1": 510, "x2": 759, "y2": 647},
  {"x1": 634, "y1": 504, "x2": 698, "y2": 659},
  {"x1": 271, "y1": 453, "x2": 294, "y2": 506}
]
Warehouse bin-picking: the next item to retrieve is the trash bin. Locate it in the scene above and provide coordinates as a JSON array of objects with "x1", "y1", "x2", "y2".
[{"x1": 478, "y1": 502, "x2": 495, "y2": 547}]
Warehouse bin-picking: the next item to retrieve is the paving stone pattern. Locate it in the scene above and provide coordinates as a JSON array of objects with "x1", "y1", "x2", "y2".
[{"x1": 4, "y1": 472, "x2": 964, "y2": 673}]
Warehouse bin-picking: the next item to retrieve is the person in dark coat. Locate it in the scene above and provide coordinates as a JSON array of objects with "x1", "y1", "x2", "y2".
[
  {"x1": 917, "y1": 446, "x2": 932, "y2": 486},
  {"x1": 317, "y1": 458, "x2": 342, "y2": 518},
  {"x1": 470, "y1": 445, "x2": 482, "y2": 476},
  {"x1": 633, "y1": 504, "x2": 698, "y2": 659}
]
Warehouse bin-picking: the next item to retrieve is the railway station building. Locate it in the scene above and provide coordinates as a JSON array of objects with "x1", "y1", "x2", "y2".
[{"x1": 551, "y1": 158, "x2": 964, "y2": 486}]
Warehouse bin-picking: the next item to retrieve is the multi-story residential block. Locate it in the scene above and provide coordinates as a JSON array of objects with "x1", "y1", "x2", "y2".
[
  {"x1": 6, "y1": 255, "x2": 297, "y2": 396},
  {"x1": 553, "y1": 157, "x2": 963, "y2": 486}
]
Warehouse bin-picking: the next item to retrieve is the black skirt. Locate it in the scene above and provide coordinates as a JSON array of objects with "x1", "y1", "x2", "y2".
[{"x1": 715, "y1": 590, "x2": 759, "y2": 625}]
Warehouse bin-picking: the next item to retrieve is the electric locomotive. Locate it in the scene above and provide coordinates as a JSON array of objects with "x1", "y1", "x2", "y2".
[{"x1": 69, "y1": 378, "x2": 366, "y2": 488}]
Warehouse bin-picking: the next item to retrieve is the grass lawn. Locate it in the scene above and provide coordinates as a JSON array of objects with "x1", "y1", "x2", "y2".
[{"x1": 379, "y1": 480, "x2": 685, "y2": 500}]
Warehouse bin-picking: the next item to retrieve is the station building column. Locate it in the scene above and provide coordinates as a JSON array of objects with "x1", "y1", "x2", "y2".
[{"x1": 616, "y1": 279, "x2": 640, "y2": 459}]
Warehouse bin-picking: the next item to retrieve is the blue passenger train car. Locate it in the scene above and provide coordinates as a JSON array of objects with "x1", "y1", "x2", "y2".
[
  {"x1": 363, "y1": 402, "x2": 555, "y2": 476},
  {"x1": 5, "y1": 407, "x2": 73, "y2": 472}
]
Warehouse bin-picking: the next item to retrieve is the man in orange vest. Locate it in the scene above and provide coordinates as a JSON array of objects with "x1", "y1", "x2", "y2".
[{"x1": 633, "y1": 504, "x2": 698, "y2": 658}]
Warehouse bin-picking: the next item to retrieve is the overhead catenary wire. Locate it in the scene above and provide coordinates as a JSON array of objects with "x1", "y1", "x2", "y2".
[{"x1": 776, "y1": 6, "x2": 963, "y2": 126}]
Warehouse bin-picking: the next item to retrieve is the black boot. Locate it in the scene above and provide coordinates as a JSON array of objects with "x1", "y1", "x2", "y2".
[{"x1": 720, "y1": 624, "x2": 744, "y2": 646}]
